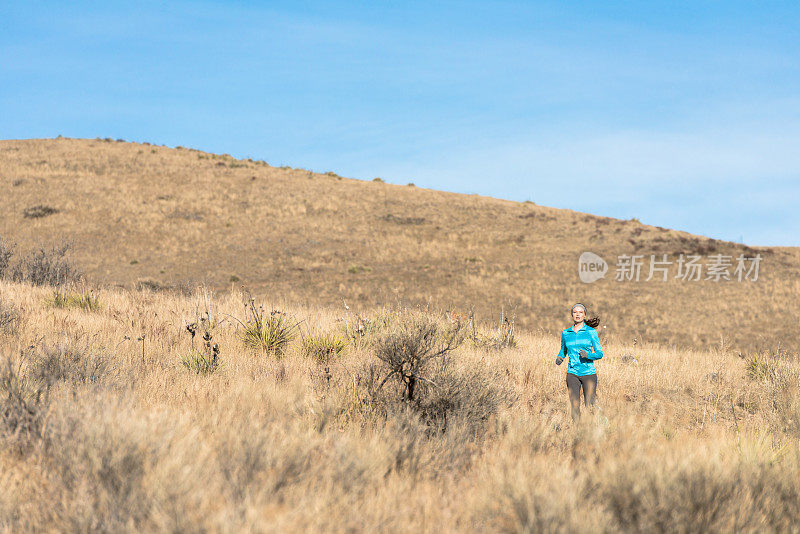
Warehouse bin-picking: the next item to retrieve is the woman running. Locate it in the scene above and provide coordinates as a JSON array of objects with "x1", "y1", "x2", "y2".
[{"x1": 555, "y1": 303, "x2": 603, "y2": 421}]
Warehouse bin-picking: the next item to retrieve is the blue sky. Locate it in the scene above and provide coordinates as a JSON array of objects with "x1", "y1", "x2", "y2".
[{"x1": 2, "y1": 1, "x2": 798, "y2": 246}]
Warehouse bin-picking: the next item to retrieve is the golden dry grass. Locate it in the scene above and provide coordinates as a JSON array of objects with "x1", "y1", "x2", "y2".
[
  {"x1": 2, "y1": 138, "x2": 798, "y2": 354},
  {"x1": 1, "y1": 279, "x2": 799, "y2": 532}
]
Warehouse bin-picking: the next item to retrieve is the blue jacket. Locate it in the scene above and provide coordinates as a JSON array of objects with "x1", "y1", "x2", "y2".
[{"x1": 558, "y1": 324, "x2": 603, "y2": 376}]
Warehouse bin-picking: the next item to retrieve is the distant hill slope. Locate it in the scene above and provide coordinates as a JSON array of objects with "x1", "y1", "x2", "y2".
[{"x1": 1, "y1": 138, "x2": 797, "y2": 352}]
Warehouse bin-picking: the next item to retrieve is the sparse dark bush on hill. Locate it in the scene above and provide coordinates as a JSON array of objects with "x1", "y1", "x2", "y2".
[
  {"x1": 381, "y1": 213, "x2": 426, "y2": 225},
  {"x1": 22, "y1": 205, "x2": 59, "y2": 219}
]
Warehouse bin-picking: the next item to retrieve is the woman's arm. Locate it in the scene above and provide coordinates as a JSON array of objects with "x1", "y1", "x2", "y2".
[
  {"x1": 588, "y1": 328, "x2": 603, "y2": 360},
  {"x1": 555, "y1": 331, "x2": 567, "y2": 364}
]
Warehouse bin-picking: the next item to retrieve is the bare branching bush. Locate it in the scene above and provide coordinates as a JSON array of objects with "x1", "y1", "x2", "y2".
[
  {"x1": 236, "y1": 297, "x2": 299, "y2": 356},
  {"x1": 373, "y1": 311, "x2": 464, "y2": 402},
  {"x1": 47, "y1": 289, "x2": 101, "y2": 311},
  {"x1": 10, "y1": 242, "x2": 81, "y2": 286},
  {"x1": 301, "y1": 332, "x2": 346, "y2": 364},
  {"x1": 363, "y1": 312, "x2": 515, "y2": 442}
]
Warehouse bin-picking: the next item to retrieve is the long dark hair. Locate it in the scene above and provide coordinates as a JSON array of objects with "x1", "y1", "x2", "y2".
[{"x1": 572, "y1": 303, "x2": 600, "y2": 328}]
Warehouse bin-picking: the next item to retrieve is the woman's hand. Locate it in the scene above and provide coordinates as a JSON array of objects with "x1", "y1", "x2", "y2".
[
  {"x1": 555, "y1": 355, "x2": 564, "y2": 365},
  {"x1": 579, "y1": 349, "x2": 588, "y2": 358}
]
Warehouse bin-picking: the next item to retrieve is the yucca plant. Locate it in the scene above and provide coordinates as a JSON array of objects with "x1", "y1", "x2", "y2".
[
  {"x1": 301, "y1": 333, "x2": 346, "y2": 364},
  {"x1": 236, "y1": 297, "x2": 299, "y2": 355},
  {"x1": 181, "y1": 348, "x2": 220, "y2": 374}
]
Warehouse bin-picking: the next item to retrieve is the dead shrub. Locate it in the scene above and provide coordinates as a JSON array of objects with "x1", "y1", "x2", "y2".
[
  {"x1": 10, "y1": 242, "x2": 81, "y2": 287},
  {"x1": 41, "y1": 397, "x2": 218, "y2": 532},
  {"x1": 414, "y1": 356, "x2": 516, "y2": 435},
  {"x1": 0, "y1": 297, "x2": 21, "y2": 335},
  {"x1": 0, "y1": 236, "x2": 14, "y2": 278},
  {"x1": 0, "y1": 356, "x2": 49, "y2": 451},
  {"x1": 373, "y1": 311, "x2": 464, "y2": 402},
  {"x1": 367, "y1": 311, "x2": 514, "y2": 437},
  {"x1": 29, "y1": 337, "x2": 114, "y2": 389}
]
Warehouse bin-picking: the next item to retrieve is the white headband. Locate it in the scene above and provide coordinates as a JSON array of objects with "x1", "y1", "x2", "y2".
[{"x1": 571, "y1": 303, "x2": 586, "y2": 313}]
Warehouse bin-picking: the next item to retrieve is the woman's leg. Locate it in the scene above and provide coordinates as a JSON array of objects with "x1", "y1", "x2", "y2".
[
  {"x1": 581, "y1": 374, "x2": 597, "y2": 408},
  {"x1": 566, "y1": 373, "x2": 582, "y2": 420}
]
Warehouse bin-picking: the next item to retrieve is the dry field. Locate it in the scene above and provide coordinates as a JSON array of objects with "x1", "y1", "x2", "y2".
[
  {"x1": 1, "y1": 279, "x2": 799, "y2": 532},
  {"x1": 2, "y1": 138, "x2": 799, "y2": 354}
]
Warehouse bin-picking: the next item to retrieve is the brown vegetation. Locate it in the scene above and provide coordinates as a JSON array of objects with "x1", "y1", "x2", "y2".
[
  {"x1": 1, "y1": 138, "x2": 797, "y2": 354},
  {"x1": 0, "y1": 277, "x2": 798, "y2": 531}
]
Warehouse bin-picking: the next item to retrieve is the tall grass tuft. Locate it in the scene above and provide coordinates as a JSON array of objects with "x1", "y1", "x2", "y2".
[
  {"x1": 181, "y1": 349, "x2": 220, "y2": 374},
  {"x1": 745, "y1": 353, "x2": 792, "y2": 384},
  {"x1": 301, "y1": 333, "x2": 346, "y2": 364},
  {"x1": 47, "y1": 289, "x2": 101, "y2": 311}
]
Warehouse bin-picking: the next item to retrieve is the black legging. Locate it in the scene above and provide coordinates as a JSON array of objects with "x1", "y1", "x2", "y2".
[{"x1": 566, "y1": 372, "x2": 597, "y2": 420}]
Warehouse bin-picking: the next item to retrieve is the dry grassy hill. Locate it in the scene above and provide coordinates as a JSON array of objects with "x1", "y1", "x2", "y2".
[{"x1": 1, "y1": 137, "x2": 798, "y2": 353}]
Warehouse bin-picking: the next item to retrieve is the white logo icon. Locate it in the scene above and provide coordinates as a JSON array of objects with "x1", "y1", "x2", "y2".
[{"x1": 579, "y1": 251, "x2": 608, "y2": 283}]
